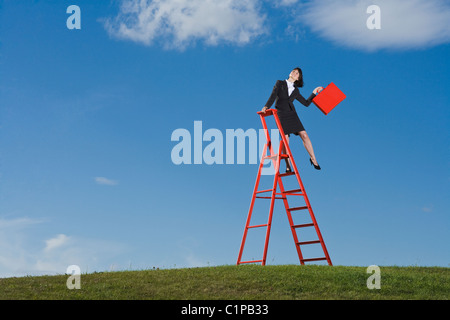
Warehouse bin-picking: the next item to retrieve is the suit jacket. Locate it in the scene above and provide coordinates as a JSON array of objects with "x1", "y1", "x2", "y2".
[{"x1": 264, "y1": 80, "x2": 316, "y2": 113}]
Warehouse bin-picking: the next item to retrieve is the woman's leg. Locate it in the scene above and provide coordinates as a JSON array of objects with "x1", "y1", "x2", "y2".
[
  {"x1": 282, "y1": 134, "x2": 291, "y2": 170},
  {"x1": 299, "y1": 131, "x2": 319, "y2": 165}
]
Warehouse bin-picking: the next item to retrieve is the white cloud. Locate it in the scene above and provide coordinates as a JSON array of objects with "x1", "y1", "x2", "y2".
[
  {"x1": 0, "y1": 217, "x2": 42, "y2": 277},
  {"x1": 95, "y1": 177, "x2": 119, "y2": 186},
  {"x1": 102, "y1": 0, "x2": 450, "y2": 51},
  {"x1": 300, "y1": 0, "x2": 450, "y2": 51},
  {"x1": 0, "y1": 217, "x2": 41, "y2": 229},
  {"x1": 44, "y1": 234, "x2": 70, "y2": 252},
  {"x1": 185, "y1": 253, "x2": 208, "y2": 267},
  {"x1": 35, "y1": 236, "x2": 127, "y2": 276},
  {"x1": 278, "y1": 0, "x2": 299, "y2": 6},
  {"x1": 103, "y1": 0, "x2": 267, "y2": 50},
  {"x1": 0, "y1": 217, "x2": 126, "y2": 278}
]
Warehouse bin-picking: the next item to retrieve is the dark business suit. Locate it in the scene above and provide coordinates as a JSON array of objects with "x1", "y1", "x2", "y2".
[{"x1": 264, "y1": 80, "x2": 316, "y2": 135}]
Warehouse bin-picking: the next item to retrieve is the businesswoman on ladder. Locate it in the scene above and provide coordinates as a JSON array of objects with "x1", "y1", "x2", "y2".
[{"x1": 262, "y1": 67, "x2": 323, "y2": 171}]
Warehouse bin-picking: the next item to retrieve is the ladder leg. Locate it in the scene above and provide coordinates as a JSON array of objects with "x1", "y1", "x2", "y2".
[
  {"x1": 261, "y1": 150, "x2": 283, "y2": 265},
  {"x1": 277, "y1": 175, "x2": 305, "y2": 265},
  {"x1": 237, "y1": 143, "x2": 268, "y2": 265},
  {"x1": 304, "y1": 199, "x2": 333, "y2": 266}
]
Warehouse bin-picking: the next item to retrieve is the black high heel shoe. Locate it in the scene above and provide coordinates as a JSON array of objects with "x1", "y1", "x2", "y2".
[{"x1": 310, "y1": 158, "x2": 321, "y2": 170}]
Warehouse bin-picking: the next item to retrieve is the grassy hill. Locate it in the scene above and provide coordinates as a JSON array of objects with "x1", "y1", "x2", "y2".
[{"x1": 0, "y1": 265, "x2": 448, "y2": 300}]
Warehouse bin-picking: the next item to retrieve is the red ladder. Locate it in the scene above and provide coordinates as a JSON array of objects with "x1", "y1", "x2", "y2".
[{"x1": 236, "y1": 109, "x2": 332, "y2": 266}]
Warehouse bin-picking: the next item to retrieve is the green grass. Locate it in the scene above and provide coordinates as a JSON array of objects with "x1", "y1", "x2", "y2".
[{"x1": 0, "y1": 265, "x2": 448, "y2": 300}]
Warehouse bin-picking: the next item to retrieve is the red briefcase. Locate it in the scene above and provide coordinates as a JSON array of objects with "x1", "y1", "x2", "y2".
[{"x1": 312, "y1": 82, "x2": 346, "y2": 115}]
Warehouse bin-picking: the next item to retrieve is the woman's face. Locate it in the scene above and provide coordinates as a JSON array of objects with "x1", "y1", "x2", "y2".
[{"x1": 290, "y1": 69, "x2": 300, "y2": 81}]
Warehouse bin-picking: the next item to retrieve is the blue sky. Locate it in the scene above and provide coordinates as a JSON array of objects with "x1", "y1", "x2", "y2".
[{"x1": 0, "y1": 0, "x2": 449, "y2": 277}]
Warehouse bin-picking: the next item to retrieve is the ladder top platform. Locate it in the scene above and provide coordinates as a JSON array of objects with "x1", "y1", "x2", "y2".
[{"x1": 257, "y1": 109, "x2": 278, "y2": 117}]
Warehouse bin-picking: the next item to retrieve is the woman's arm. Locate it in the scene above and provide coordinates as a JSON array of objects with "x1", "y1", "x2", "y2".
[
  {"x1": 295, "y1": 86, "x2": 323, "y2": 107},
  {"x1": 295, "y1": 92, "x2": 316, "y2": 107},
  {"x1": 263, "y1": 80, "x2": 281, "y2": 109}
]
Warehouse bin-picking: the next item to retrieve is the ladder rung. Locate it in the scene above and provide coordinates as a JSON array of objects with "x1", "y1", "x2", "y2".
[
  {"x1": 239, "y1": 260, "x2": 263, "y2": 264},
  {"x1": 283, "y1": 189, "x2": 303, "y2": 194},
  {"x1": 255, "y1": 196, "x2": 285, "y2": 199},
  {"x1": 248, "y1": 224, "x2": 268, "y2": 229},
  {"x1": 279, "y1": 172, "x2": 295, "y2": 177},
  {"x1": 301, "y1": 257, "x2": 328, "y2": 263},
  {"x1": 288, "y1": 206, "x2": 309, "y2": 211},
  {"x1": 255, "y1": 189, "x2": 273, "y2": 194},
  {"x1": 292, "y1": 223, "x2": 315, "y2": 229},
  {"x1": 263, "y1": 154, "x2": 289, "y2": 160},
  {"x1": 275, "y1": 193, "x2": 302, "y2": 197},
  {"x1": 297, "y1": 240, "x2": 321, "y2": 246}
]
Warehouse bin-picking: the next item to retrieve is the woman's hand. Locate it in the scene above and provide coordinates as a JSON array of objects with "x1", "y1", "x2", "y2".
[
  {"x1": 313, "y1": 86, "x2": 324, "y2": 94},
  {"x1": 261, "y1": 106, "x2": 269, "y2": 112}
]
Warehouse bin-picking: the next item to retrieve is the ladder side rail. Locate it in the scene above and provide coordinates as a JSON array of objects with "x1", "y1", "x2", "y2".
[
  {"x1": 260, "y1": 117, "x2": 273, "y2": 155},
  {"x1": 276, "y1": 174, "x2": 306, "y2": 265},
  {"x1": 237, "y1": 142, "x2": 269, "y2": 265},
  {"x1": 305, "y1": 202, "x2": 333, "y2": 265},
  {"x1": 272, "y1": 109, "x2": 333, "y2": 266},
  {"x1": 237, "y1": 111, "x2": 278, "y2": 265},
  {"x1": 261, "y1": 153, "x2": 281, "y2": 265},
  {"x1": 260, "y1": 116, "x2": 282, "y2": 266}
]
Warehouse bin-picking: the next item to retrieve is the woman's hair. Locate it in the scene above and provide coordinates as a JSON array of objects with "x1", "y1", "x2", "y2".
[{"x1": 293, "y1": 67, "x2": 304, "y2": 88}]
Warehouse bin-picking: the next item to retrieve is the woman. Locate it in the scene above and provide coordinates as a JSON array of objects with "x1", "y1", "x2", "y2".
[{"x1": 261, "y1": 67, "x2": 323, "y2": 171}]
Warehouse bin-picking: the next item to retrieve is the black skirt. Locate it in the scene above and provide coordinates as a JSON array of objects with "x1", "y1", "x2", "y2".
[{"x1": 278, "y1": 110, "x2": 305, "y2": 136}]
